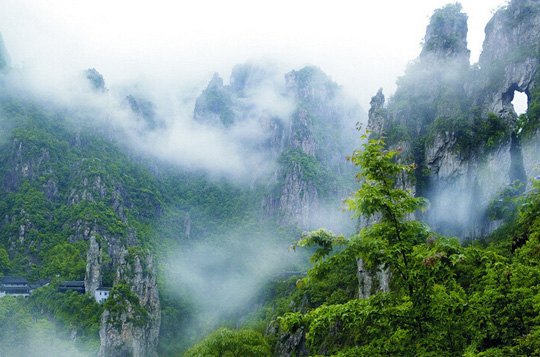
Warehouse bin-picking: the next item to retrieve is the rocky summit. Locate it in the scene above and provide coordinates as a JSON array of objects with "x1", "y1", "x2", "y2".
[{"x1": 367, "y1": 1, "x2": 540, "y2": 238}]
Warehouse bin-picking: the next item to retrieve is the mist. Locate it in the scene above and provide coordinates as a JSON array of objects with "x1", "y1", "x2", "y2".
[
  {"x1": 0, "y1": 297, "x2": 96, "y2": 357},
  {"x1": 0, "y1": 0, "x2": 507, "y2": 109},
  {"x1": 0, "y1": 34, "x2": 357, "y2": 346},
  {"x1": 0, "y1": 0, "x2": 510, "y2": 183},
  {"x1": 160, "y1": 222, "x2": 309, "y2": 335},
  {"x1": 0, "y1": 58, "x2": 300, "y2": 181},
  {"x1": 0, "y1": 1, "x2": 521, "y2": 353}
]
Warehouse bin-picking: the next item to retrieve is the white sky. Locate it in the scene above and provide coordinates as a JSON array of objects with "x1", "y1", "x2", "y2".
[{"x1": 0, "y1": 0, "x2": 507, "y2": 108}]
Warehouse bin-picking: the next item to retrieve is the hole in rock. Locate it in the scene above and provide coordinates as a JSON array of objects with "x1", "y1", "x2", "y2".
[{"x1": 512, "y1": 90, "x2": 528, "y2": 115}]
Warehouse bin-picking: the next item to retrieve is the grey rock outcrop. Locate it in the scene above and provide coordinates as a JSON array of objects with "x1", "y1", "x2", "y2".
[
  {"x1": 194, "y1": 64, "x2": 364, "y2": 231},
  {"x1": 263, "y1": 67, "x2": 362, "y2": 231},
  {"x1": 193, "y1": 73, "x2": 235, "y2": 127},
  {"x1": 420, "y1": 3, "x2": 470, "y2": 63},
  {"x1": 367, "y1": 88, "x2": 385, "y2": 134},
  {"x1": 4, "y1": 138, "x2": 53, "y2": 193},
  {"x1": 367, "y1": 0, "x2": 540, "y2": 237},
  {"x1": 85, "y1": 68, "x2": 107, "y2": 92},
  {"x1": 274, "y1": 327, "x2": 308, "y2": 357},
  {"x1": 274, "y1": 162, "x2": 319, "y2": 228},
  {"x1": 98, "y1": 249, "x2": 160, "y2": 357},
  {"x1": 85, "y1": 235, "x2": 102, "y2": 297},
  {"x1": 124, "y1": 95, "x2": 162, "y2": 131}
]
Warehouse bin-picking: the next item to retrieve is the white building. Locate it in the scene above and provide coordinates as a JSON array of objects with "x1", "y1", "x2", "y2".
[{"x1": 95, "y1": 287, "x2": 111, "y2": 303}]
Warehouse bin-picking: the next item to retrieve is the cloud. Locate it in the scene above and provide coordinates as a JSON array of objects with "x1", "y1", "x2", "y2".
[
  {"x1": 1, "y1": 58, "x2": 300, "y2": 181},
  {"x1": 0, "y1": 0, "x2": 507, "y2": 109},
  {"x1": 162, "y1": 226, "x2": 306, "y2": 330}
]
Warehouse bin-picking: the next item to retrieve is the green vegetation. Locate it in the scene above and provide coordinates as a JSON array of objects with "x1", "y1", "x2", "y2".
[
  {"x1": 422, "y1": 3, "x2": 467, "y2": 54},
  {"x1": 3, "y1": 4, "x2": 540, "y2": 351},
  {"x1": 104, "y1": 282, "x2": 149, "y2": 328},
  {"x1": 277, "y1": 148, "x2": 339, "y2": 198},
  {"x1": 0, "y1": 291, "x2": 100, "y2": 356},
  {"x1": 198, "y1": 85, "x2": 235, "y2": 127},
  {"x1": 424, "y1": 111, "x2": 510, "y2": 154},
  {"x1": 0, "y1": 88, "x2": 316, "y2": 354},
  {"x1": 29, "y1": 284, "x2": 103, "y2": 350},
  {"x1": 184, "y1": 328, "x2": 271, "y2": 357},
  {"x1": 1, "y1": 82, "x2": 540, "y2": 356},
  {"x1": 265, "y1": 137, "x2": 540, "y2": 355}
]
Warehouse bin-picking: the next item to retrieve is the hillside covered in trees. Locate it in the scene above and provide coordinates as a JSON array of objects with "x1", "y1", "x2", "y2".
[{"x1": 1, "y1": 0, "x2": 540, "y2": 356}]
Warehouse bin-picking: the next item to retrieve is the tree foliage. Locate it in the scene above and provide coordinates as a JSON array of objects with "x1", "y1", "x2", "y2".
[
  {"x1": 184, "y1": 328, "x2": 271, "y2": 357},
  {"x1": 279, "y1": 135, "x2": 540, "y2": 355}
]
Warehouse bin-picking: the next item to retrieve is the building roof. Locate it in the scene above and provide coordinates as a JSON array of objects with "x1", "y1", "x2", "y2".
[
  {"x1": 0, "y1": 286, "x2": 30, "y2": 294},
  {"x1": 1, "y1": 276, "x2": 29, "y2": 284},
  {"x1": 58, "y1": 281, "x2": 85, "y2": 294},
  {"x1": 96, "y1": 287, "x2": 111, "y2": 292},
  {"x1": 59, "y1": 281, "x2": 85, "y2": 287}
]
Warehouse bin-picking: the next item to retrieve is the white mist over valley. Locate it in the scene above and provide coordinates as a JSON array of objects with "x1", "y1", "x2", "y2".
[{"x1": 3, "y1": 1, "x2": 540, "y2": 356}]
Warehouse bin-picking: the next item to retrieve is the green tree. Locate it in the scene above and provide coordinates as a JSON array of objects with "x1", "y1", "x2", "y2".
[
  {"x1": 41, "y1": 243, "x2": 86, "y2": 280},
  {"x1": 184, "y1": 328, "x2": 270, "y2": 357},
  {"x1": 0, "y1": 247, "x2": 10, "y2": 274},
  {"x1": 0, "y1": 296, "x2": 33, "y2": 354},
  {"x1": 281, "y1": 134, "x2": 493, "y2": 355}
]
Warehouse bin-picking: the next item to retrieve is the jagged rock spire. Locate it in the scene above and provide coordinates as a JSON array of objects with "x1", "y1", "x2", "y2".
[
  {"x1": 85, "y1": 68, "x2": 107, "y2": 92},
  {"x1": 420, "y1": 3, "x2": 470, "y2": 63}
]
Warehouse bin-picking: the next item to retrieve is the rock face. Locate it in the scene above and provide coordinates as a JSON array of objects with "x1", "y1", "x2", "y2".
[
  {"x1": 194, "y1": 64, "x2": 364, "y2": 231},
  {"x1": 419, "y1": 3, "x2": 470, "y2": 62},
  {"x1": 367, "y1": 0, "x2": 540, "y2": 237},
  {"x1": 85, "y1": 68, "x2": 107, "y2": 92},
  {"x1": 4, "y1": 138, "x2": 53, "y2": 193},
  {"x1": 367, "y1": 88, "x2": 385, "y2": 134},
  {"x1": 98, "y1": 249, "x2": 160, "y2": 357},
  {"x1": 264, "y1": 67, "x2": 362, "y2": 231},
  {"x1": 274, "y1": 327, "x2": 308, "y2": 357},
  {"x1": 0, "y1": 98, "x2": 161, "y2": 355},
  {"x1": 479, "y1": 0, "x2": 540, "y2": 98},
  {"x1": 123, "y1": 95, "x2": 161, "y2": 130},
  {"x1": 85, "y1": 235, "x2": 102, "y2": 297},
  {"x1": 194, "y1": 73, "x2": 235, "y2": 127},
  {"x1": 70, "y1": 167, "x2": 161, "y2": 355}
]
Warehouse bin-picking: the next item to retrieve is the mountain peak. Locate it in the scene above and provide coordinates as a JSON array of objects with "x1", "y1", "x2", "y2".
[
  {"x1": 207, "y1": 72, "x2": 224, "y2": 89},
  {"x1": 85, "y1": 68, "x2": 107, "y2": 92},
  {"x1": 420, "y1": 3, "x2": 470, "y2": 62}
]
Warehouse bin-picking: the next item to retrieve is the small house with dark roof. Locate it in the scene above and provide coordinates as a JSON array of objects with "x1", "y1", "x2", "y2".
[
  {"x1": 58, "y1": 281, "x2": 85, "y2": 294},
  {"x1": 0, "y1": 276, "x2": 31, "y2": 298},
  {"x1": 95, "y1": 287, "x2": 111, "y2": 303},
  {"x1": 1, "y1": 276, "x2": 29, "y2": 286}
]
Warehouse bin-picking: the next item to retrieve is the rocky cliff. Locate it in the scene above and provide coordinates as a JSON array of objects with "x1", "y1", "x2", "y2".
[
  {"x1": 194, "y1": 64, "x2": 364, "y2": 231},
  {"x1": 0, "y1": 37, "x2": 366, "y2": 351},
  {"x1": 98, "y1": 248, "x2": 160, "y2": 357},
  {"x1": 367, "y1": 1, "x2": 540, "y2": 238},
  {"x1": 0, "y1": 63, "x2": 161, "y2": 354},
  {"x1": 267, "y1": 67, "x2": 360, "y2": 230}
]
